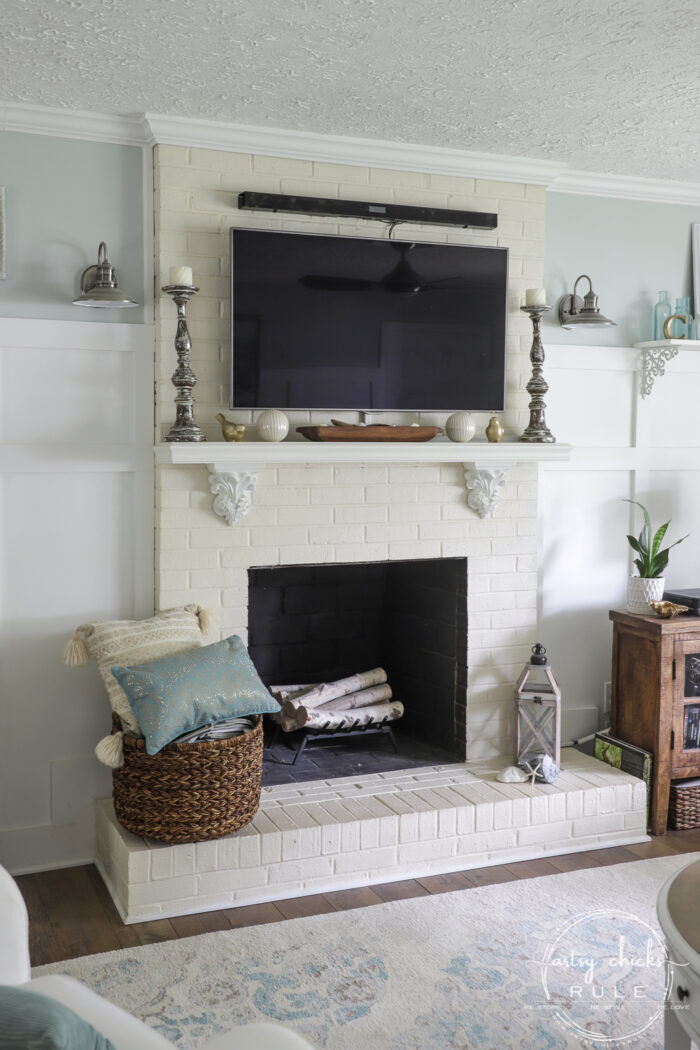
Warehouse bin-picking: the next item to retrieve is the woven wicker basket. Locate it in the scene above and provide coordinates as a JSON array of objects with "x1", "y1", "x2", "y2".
[
  {"x1": 111, "y1": 715, "x2": 263, "y2": 843},
  {"x1": 669, "y1": 780, "x2": 700, "y2": 831}
]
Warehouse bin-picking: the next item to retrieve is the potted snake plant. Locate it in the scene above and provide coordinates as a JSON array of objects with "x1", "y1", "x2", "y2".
[{"x1": 625, "y1": 499, "x2": 688, "y2": 613}]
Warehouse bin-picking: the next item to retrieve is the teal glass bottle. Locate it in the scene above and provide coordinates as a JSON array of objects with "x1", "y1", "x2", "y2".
[
  {"x1": 671, "y1": 297, "x2": 691, "y2": 339},
  {"x1": 653, "y1": 290, "x2": 672, "y2": 340}
]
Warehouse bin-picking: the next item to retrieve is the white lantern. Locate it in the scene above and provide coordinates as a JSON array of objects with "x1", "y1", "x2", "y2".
[{"x1": 515, "y1": 643, "x2": 561, "y2": 770}]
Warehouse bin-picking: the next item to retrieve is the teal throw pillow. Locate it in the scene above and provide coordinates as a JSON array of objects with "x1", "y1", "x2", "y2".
[
  {"x1": 111, "y1": 634, "x2": 278, "y2": 754},
  {"x1": 0, "y1": 985, "x2": 114, "y2": 1050}
]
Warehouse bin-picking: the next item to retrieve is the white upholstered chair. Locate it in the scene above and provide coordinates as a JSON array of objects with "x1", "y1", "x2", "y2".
[{"x1": 0, "y1": 863, "x2": 314, "y2": 1049}]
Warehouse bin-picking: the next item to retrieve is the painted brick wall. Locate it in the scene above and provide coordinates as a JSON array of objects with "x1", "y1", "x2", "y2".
[
  {"x1": 154, "y1": 145, "x2": 546, "y2": 441},
  {"x1": 153, "y1": 146, "x2": 547, "y2": 760},
  {"x1": 156, "y1": 459, "x2": 539, "y2": 760}
]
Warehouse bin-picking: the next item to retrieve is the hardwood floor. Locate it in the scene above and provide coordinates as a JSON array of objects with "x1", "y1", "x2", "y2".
[{"x1": 18, "y1": 831, "x2": 700, "y2": 967}]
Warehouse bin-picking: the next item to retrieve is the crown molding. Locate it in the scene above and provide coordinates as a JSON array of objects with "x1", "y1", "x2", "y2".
[
  {"x1": 3, "y1": 100, "x2": 700, "y2": 205},
  {"x1": 0, "y1": 101, "x2": 148, "y2": 147},
  {"x1": 143, "y1": 112, "x2": 566, "y2": 185},
  {"x1": 553, "y1": 169, "x2": 700, "y2": 206}
]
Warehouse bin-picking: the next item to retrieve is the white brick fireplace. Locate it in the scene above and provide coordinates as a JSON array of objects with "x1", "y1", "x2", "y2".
[
  {"x1": 151, "y1": 141, "x2": 559, "y2": 761},
  {"x1": 94, "y1": 436, "x2": 647, "y2": 924},
  {"x1": 155, "y1": 440, "x2": 568, "y2": 761},
  {"x1": 92, "y1": 142, "x2": 648, "y2": 923}
]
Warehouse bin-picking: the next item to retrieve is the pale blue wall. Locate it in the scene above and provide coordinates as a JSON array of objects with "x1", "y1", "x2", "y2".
[
  {"x1": 543, "y1": 191, "x2": 698, "y2": 346},
  {"x1": 0, "y1": 132, "x2": 144, "y2": 322}
]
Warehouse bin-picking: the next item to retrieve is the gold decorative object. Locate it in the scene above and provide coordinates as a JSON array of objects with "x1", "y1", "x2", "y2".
[
  {"x1": 215, "y1": 414, "x2": 246, "y2": 442},
  {"x1": 485, "y1": 415, "x2": 504, "y2": 442},
  {"x1": 649, "y1": 599, "x2": 690, "y2": 619},
  {"x1": 662, "y1": 314, "x2": 688, "y2": 340}
]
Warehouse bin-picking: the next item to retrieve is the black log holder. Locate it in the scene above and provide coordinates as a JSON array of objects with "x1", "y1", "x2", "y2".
[{"x1": 270, "y1": 716, "x2": 399, "y2": 765}]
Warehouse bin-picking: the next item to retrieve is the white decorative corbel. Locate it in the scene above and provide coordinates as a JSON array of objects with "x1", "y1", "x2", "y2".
[
  {"x1": 463, "y1": 462, "x2": 515, "y2": 518},
  {"x1": 207, "y1": 463, "x2": 260, "y2": 525}
]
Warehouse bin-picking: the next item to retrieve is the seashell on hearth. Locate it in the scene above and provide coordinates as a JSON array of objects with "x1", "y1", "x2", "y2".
[{"x1": 495, "y1": 765, "x2": 529, "y2": 783}]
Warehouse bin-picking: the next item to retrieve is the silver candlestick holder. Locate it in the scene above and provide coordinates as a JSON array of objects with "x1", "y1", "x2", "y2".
[
  {"x1": 519, "y1": 304, "x2": 555, "y2": 443},
  {"x1": 162, "y1": 284, "x2": 205, "y2": 443}
]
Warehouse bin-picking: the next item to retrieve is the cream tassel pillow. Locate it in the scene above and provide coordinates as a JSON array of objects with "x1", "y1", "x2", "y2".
[{"x1": 63, "y1": 605, "x2": 217, "y2": 767}]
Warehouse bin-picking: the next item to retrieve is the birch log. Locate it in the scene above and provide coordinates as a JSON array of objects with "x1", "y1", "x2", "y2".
[
  {"x1": 317, "y1": 684, "x2": 393, "y2": 711},
  {"x1": 286, "y1": 668, "x2": 388, "y2": 711},
  {"x1": 271, "y1": 712, "x2": 302, "y2": 733},
  {"x1": 270, "y1": 684, "x2": 315, "y2": 703},
  {"x1": 298, "y1": 699, "x2": 404, "y2": 729}
]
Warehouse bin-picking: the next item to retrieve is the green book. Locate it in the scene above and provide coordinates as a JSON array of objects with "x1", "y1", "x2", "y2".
[{"x1": 594, "y1": 731, "x2": 653, "y2": 831}]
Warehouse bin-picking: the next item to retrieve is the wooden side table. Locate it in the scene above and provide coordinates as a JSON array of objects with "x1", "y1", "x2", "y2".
[
  {"x1": 657, "y1": 858, "x2": 700, "y2": 1048},
  {"x1": 610, "y1": 610, "x2": 700, "y2": 835}
]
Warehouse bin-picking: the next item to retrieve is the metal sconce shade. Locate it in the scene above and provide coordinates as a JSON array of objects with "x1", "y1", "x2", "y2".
[
  {"x1": 557, "y1": 273, "x2": 616, "y2": 329},
  {"x1": 72, "y1": 242, "x2": 138, "y2": 308}
]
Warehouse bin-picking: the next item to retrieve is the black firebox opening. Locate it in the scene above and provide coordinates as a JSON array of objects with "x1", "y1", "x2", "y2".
[{"x1": 248, "y1": 558, "x2": 467, "y2": 784}]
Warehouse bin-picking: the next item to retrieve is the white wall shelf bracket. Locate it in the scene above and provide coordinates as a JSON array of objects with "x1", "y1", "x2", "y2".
[
  {"x1": 634, "y1": 340, "x2": 700, "y2": 398},
  {"x1": 464, "y1": 462, "x2": 515, "y2": 518},
  {"x1": 639, "y1": 344, "x2": 680, "y2": 398},
  {"x1": 207, "y1": 463, "x2": 260, "y2": 526}
]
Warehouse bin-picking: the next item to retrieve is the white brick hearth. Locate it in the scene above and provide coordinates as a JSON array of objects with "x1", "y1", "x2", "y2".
[{"x1": 96, "y1": 748, "x2": 647, "y2": 924}]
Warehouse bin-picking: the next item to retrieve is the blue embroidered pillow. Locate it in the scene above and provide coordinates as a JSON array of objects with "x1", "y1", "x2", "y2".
[{"x1": 111, "y1": 634, "x2": 278, "y2": 754}]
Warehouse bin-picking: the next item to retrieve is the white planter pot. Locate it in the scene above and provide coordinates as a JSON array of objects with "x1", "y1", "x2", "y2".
[{"x1": 627, "y1": 576, "x2": 665, "y2": 614}]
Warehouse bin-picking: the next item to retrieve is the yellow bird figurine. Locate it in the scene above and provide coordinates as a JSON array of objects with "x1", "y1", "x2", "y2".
[{"x1": 216, "y1": 414, "x2": 246, "y2": 442}]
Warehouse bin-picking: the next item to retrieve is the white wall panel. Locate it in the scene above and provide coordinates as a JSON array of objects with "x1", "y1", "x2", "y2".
[
  {"x1": 0, "y1": 318, "x2": 153, "y2": 874},
  {"x1": 639, "y1": 375, "x2": 700, "y2": 449},
  {"x1": 544, "y1": 345, "x2": 638, "y2": 448},
  {"x1": 540, "y1": 342, "x2": 700, "y2": 743},
  {"x1": 642, "y1": 470, "x2": 700, "y2": 591},
  {"x1": 546, "y1": 364, "x2": 635, "y2": 448},
  {"x1": 2, "y1": 472, "x2": 135, "y2": 618},
  {"x1": 540, "y1": 469, "x2": 629, "y2": 712},
  {"x1": 0, "y1": 348, "x2": 135, "y2": 445}
]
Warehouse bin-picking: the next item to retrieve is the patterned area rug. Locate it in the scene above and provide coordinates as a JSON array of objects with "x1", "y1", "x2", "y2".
[{"x1": 35, "y1": 854, "x2": 696, "y2": 1049}]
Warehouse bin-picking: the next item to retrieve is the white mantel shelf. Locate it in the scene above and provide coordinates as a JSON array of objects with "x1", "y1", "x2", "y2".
[
  {"x1": 156, "y1": 440, "x2": 571, "y2": 524},
  {"x1": 155, "y1": 440, "x2": 572, "y2": 467}
]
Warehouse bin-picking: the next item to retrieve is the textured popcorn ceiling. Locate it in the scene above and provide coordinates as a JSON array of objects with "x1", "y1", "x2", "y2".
[{"x1": 2, "y1": 0, "x2": 699, "y2": 181}]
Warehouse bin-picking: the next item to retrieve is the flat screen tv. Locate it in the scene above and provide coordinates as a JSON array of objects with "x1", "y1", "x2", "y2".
[{"x1": 229, "y1": 228, "x2": 508, "y2": 412}]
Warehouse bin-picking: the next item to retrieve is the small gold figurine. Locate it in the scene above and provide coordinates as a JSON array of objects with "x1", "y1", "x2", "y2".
[
  {"x1": 485, "y1": 414, "x2": 504, "y2": 442},
  {"x1": 215, "y1": 413, "x2": 246, "y2": 442},
  {"x1": 649, "y1": 600, "x2": 689, "y2": 619}
]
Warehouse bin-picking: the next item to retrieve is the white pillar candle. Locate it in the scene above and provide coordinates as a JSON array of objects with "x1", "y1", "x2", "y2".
[
  {"x1": 525, "y1": 287, "x2": 547, "y2": 307},
  {"x1": 169, "y1": 266, "x2": 193, "y2": 286}
]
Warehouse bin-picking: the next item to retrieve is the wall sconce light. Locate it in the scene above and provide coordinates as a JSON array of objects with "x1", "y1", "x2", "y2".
[
  {"x1": 557, "y1": 274, "x2": 616, "y2": 329},
  {"x1": 72, "y1": 242, "x2": 138, "y2": 308}
]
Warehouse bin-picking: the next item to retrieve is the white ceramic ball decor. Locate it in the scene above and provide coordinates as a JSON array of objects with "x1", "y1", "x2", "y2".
[
  {"x1": 445, "y1": 412, "x2": 476, "y2": 443},
  {"x1": 256, "y1": 409, "x2": 289, "y2": 442}
]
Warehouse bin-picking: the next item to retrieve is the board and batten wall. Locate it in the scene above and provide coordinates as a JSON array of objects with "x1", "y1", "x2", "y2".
[
  {"x1": 540, "y1": 190, "x2": 700, "y2": 741},
  {"x1": 540, "y1": 344, "x2": 700, "y2": 740},
  {"x1": 0, "y1": 133, "x2": 153, "y2": 875}
]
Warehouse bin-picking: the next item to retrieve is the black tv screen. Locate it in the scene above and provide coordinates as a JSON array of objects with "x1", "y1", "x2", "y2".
[{"x1": 230, "y1": 229, "x2": 508, "y2": 411}]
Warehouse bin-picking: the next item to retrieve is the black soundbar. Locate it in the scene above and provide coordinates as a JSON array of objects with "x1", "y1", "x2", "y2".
[{"x1": 238, "y1": 191, "x2": 497, "y2": 230}]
